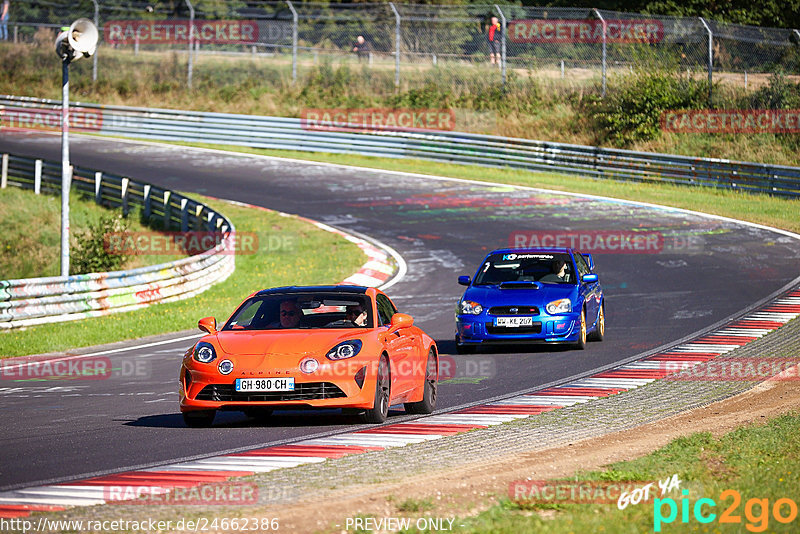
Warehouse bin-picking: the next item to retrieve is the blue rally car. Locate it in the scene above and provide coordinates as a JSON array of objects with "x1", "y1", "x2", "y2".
[{"x1": 455, "y1": 248, "x2": 604, "y2": 352}]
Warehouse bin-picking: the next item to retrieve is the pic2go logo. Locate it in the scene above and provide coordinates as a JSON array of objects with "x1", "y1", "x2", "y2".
[{"x1": 654, "y1": 489, "x2": 798, "y2": 532}]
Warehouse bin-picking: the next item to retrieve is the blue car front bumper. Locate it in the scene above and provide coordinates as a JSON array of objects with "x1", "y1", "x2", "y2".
[{"x1": 456, "y1": 312, "x2": 581, "y2": 345}]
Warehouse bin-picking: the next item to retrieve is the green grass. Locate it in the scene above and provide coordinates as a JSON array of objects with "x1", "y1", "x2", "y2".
[
  {"x1": 4, "y1": 42, "x2": 800, "y2": 166},
  {"x1": 433, "y1": 413, "x2": 800, "y2": 533},
  {"x1": 0, "y1": 187, "x2": 181, "y2": 279},
  {"x1": 165, "y1": 141, "x2": 800, "y2": 236},
  {"x1": 0, "y1": 195, "x2": 366, "y2": 358}
]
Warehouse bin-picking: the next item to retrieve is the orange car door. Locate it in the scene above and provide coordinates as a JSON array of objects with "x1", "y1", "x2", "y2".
[{"x1": 376, "y1": 294, "x2": 416, "y2": 398}]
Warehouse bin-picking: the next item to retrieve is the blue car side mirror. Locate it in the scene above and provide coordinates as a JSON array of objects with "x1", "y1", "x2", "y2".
[
  {"x1": 582, "y1": 273, "x2": 599, "y2": 283},
  {"x1": 458, "y1": 275, "x2": 471, "y2": 286}
]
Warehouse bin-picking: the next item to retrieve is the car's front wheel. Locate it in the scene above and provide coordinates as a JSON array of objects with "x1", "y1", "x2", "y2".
[
  {"x1": 405, "y1": 349, "x2": 437, "y2": 415},
  {"x1": 362, "y1": 354, "x2": 391, "y2": 423},
  {"x1": 182, "y1": 410, "x2": 216, "y2": 428},
  {"x1": 573, "y1": 309, "x2": 587, "y2": 350}
]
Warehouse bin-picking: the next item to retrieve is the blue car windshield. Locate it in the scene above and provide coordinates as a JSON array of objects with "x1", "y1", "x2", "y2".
[{"x1": 473, "y1": 252, "x2": 576, "y2": 285}]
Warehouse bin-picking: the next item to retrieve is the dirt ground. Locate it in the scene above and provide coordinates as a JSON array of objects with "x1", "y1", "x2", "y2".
[{"x1": 261, "y1": 370, "x2": 800, "y2": 533}]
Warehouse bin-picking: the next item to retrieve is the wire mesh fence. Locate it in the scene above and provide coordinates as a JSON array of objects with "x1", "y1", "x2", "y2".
[{"x1": 2, "y1": 1, "x2": 799, "y2": 101}]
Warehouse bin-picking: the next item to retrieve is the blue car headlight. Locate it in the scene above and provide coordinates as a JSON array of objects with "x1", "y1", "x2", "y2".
[
  {"x1": 326, "y1": 340, "x2": 363, "y2": 361},
  {"x1": 459, "y1": 300, "x2": 483, "y2": 315},
  {"x1": 193, "y1": 342, "x2": 217, "y2": 363},
  {"x1": 546, "y1": 299, "x2": 572, "y2": 315}
]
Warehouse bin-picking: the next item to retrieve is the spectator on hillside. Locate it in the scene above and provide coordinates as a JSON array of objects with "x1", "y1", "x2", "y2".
[
  {"x1": 1, "y1": 1, "x2": 10, "y2": 41},
  {"x1": 486, "y1": 15, "x2": 502, "y2": 65},
  {"x1": 352, "y1": 34, "x2": 371, "y2": 62}
]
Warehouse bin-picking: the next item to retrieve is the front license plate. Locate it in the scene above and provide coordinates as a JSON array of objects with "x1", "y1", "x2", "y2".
[
  {"x1": 235, "y1": 377, "x2": 295, "y2": 392},
  {"x1": 495, "y1": 316, "x2": 533, "y2": 327}
]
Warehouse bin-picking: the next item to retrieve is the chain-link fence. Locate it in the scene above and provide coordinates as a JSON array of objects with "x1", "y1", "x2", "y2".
[{"x1": 2, "y1": 1, "x2": 799, "y2": 99}]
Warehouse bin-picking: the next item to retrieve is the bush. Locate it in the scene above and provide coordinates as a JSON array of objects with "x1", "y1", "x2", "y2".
[
  {"x1": 71, "y1": 214, "x2": 130, "y2": 274},
  {"x1": 588, "y1": 72, "x2": 709, "y2": 147},
  {"x1": 741, "y1": 71, "x2": 800, "y2": 110}
]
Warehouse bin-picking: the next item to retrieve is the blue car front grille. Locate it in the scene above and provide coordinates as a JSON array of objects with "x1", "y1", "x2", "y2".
[
  {"x1": 488, "y1": 306, "x2": 539, "y2": 316},
  {"x1": 485, "y1": 322, "x2": 543, "y2": 335}
]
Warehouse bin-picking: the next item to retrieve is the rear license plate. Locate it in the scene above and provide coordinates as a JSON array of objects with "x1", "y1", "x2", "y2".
[
  {"x1": 235, "y1": 377, "x2": 295, "y2": 392},
  {"x1": 494, "y1": 316, "x2": 533, "y2": 327}
]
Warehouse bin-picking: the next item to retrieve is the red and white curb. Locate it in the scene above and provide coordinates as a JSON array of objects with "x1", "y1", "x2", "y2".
[{"x1": 1, "y1": 290, "x2": 797, "y2": 518}]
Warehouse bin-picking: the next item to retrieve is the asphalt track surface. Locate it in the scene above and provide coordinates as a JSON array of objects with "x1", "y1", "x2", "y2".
[{"x1": 2, "y1": 133, "x2": 800, "y2": 491}]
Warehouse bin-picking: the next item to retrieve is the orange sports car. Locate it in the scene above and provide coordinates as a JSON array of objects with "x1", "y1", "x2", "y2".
[{"x1": 179, "y1": 285, "x2": 438, "y2": 427}]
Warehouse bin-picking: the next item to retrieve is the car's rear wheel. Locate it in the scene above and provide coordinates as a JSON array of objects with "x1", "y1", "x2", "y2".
[
  {"x1": 182, "y1": 410, "x2": 216, "y2": 428},
  {"x1": 588, "y1": 303, "x2": 605, "y2": 342},
  {"x1": 362, "y1": 355, "x2": 391, "y2": 423},
  {"x1": 243, "y1": 408, "x2": 273, "y2": 421},
  {"x1": 405, "y1": 349, "x2": 437, "y2": 415},
  {"x1": 573, "y1": 309, "x2": 587, "y2": 350}
]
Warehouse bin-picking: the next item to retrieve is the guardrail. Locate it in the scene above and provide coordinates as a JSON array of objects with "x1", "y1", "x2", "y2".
[
  {"x1": 3, "y1": 95, "x2": 799, "y2": 198},
  {"x1": 0, "y1": 153, "x2": 236, "y2": 330}
]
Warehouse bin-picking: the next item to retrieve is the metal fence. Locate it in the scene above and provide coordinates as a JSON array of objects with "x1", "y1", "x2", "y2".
[
  {"x1": 0, "y1": 151, "x2": 236, "y2": 329},
  {"x1": 3, "y1": 95, "x2": 798, "y2": 198},
  {"x1": 2, "y1": 1, "x2": 799, "y2": 98}
]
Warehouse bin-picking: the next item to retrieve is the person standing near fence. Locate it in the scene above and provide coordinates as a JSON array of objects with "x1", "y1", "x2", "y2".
[
  {"x1": 486, "y1": 15, "x2": 501, "y2": 65},
  {"x1": 0, "y1": 0, "x2": 10, "y2": 41},
  {"x1": 352, "y1": 35, "x2": 371, "y2": 62}
]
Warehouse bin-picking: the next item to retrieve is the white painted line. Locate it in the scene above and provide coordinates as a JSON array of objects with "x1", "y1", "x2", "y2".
[
  {"x1": 300, "y1": 434, "x2": 437, "y2": 446},
  {"x1": 419, "y1": 414, "x2": 528, "y2": 424},
  {"x1": 672, "y1": 344, "x2": 738, "y2": 352},
  {"x1": 570, "y1": 377, "x2": 655, "y2": 387},
  {"x1": 0, "y1": 333, "x2": 202, "y2": 372},
  {"x1": 494, "y1": 397, "x2": 584, "y2": 406},
  {"x1": 157, "y1": 463, "x2": 281, "y2": 473},
  {"x1": 15, "y1": 486, "x2": 113, "y2": 498},
  {"x1": 225, "y1": 455, "x2": 329, "y2": 464},
  {"x1": 524, "y1": 394, "x2": 601, "y2": 402},
  {"x1": 0, "y1": 494, "x2": 107, "y2": 506}
]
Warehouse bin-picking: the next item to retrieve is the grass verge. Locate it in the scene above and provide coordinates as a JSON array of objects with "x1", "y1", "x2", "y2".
[
  {"x1": 0, "y1": 187, "x2": 181, "y2": 279},
  {"x1": 446, "y1": 412, "x2": 800, "y2": 533},
  {"x1": 0, "y1": 195, "x2": 366, "y2": 358},
  {"x1": 163, "y1": 141, "x2": 800, "y2": 235}
]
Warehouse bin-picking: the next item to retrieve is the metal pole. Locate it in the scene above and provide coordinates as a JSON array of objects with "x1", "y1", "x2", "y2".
[
  {"x1": 699, "y1": 17, "x2": 713, "y2": 105},
  {"x1": 91, "y1": 0, "x2": 99, "y2": 82},
  {"x1": 61, "y1": 59, "x2": 71, "y2": 276},
  {"x1": 593, "y1": 9, "x2": 607, "y2": 97},
  {"x1": 494, "y1": 5, "x2": 506, "y2": 86},
  {"x1": 286, "y1": 1, "x2": 298, "y2": 83},
  {"x1": 389, "y1": 2, "x2": 400, "y2": 89},
  {"x1": 185, "y1": 0, "x2": 194, "y2": 89},
  {"x1": 794, "y1": 29, "x2": 800, "y2": 42}
]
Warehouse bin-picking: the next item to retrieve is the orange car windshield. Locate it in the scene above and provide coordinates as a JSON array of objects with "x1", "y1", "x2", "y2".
[{"x1": 222, "y1": 293, "x2": 374, "y2": 331}]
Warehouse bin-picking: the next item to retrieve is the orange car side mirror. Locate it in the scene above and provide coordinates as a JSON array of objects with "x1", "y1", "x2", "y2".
[
  {"x1": 388, "y1": 313, "x2": 413, "y2": 334},
  {"x1": 198, "y1": 316, "x2": 217, "y2": 334}
]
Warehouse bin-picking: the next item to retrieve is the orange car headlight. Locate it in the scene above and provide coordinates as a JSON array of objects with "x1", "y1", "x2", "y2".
[
  {"x1": 326, "y1": 340, "x2": 362, "y2": 360},
  {"x1": 194, "y1": 342, "x2": 216, "y2": 364}
]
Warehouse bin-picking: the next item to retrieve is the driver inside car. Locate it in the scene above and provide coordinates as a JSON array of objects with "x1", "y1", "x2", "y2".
[{"x1": 345, "y1": 304, "x2": 368, "y2": 326}]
